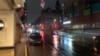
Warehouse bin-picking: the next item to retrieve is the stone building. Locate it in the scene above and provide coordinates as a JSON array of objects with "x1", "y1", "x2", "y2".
[{"x1": 38, "y1": 0, "x2": 62, "y2": 31}]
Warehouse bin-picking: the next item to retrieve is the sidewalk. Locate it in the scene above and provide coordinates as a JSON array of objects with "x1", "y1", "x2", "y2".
[
  {"x1": 15, "y1": 34, "x2": 27, "y2": 56},
  {"x1": 0, "y1": 35, "x2": 27, "y2": 56},
  {"x1": 0, "y1": 48, "x2": 15, "y2": 56}
]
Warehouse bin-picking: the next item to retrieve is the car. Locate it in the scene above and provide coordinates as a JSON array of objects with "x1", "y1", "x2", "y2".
[{"x1": 28, "y1": 32, "x2": 43, "y2": 46}]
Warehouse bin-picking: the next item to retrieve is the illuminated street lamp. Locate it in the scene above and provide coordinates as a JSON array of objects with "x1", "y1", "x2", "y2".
[
  {"x1": 0, "y1": 20, "x2": 4, "y2": 30},
  {"x1": 40, "y1": 0, "x2": 45, "y2": 8}
]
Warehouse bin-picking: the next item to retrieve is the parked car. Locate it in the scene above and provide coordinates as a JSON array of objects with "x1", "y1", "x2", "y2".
[{"x1": 28, "y1": 32, "x2": 43, "y2": 45}]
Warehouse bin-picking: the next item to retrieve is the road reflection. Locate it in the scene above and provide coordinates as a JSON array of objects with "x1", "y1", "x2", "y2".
[
  {"x1": 52, "y1": 34, "x2": 74, "y2": 56},
  {"x1": 92, "y1": 36, "x2": 99, "y2": 56},
  {"x1": 59, "y1": 34, "x2": 74, "y2": 56},
  {"x1": 28, "y1": 31, "x2": 100, "y2": 56},
  {"x1": 52, "y1": 35, "x2": 59, "y2": 49}
]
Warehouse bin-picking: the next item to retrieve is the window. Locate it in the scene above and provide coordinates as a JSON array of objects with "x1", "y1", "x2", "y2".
[
  {"x1": 73, "y1": 1, "x2": 78, "y2": 16},
  {"x1": 83, "y1": 0, "x2": 91, "y2": 15},
  {"x1": 66, "y1": 6, "x2": 73, "y2": 19},
  {"x1": 91, "y1": 0, "x2": 100, "y2": 13}
]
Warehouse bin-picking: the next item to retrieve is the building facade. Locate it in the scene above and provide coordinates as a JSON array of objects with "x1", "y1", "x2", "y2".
[
  {"x1": 65, "y1": 0, "x2": 100, "y2": 29},
  {"x1": 38, "y1": 0, "x2": 62, "y2": 31},
  {"x1": 40, "y1": 7, "x2": 61, "y2": 30}
]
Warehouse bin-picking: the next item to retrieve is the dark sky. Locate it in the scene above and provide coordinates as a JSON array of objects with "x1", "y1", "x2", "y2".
[{"x1": 26, "y1": 0, "x2": 63, "y2": 23}]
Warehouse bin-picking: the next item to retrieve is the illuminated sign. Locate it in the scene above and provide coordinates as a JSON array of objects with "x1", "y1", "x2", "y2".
[{"x1": 63, "y1": 21, "x2": 71, "y2": 24}]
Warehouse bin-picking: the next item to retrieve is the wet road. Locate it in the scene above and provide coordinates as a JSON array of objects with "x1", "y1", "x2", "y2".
[
  {"x1": 28, "y1": 31, "x2": 100, "y2": 56},
  {"x1": 28, "y1": 42, "x2": 62, "y2": 56}
]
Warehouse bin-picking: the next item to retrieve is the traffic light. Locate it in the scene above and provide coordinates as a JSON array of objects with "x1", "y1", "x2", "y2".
[
  {"x1": 40, "y1": 24, "x2": 45, "y2": 30},
  {"x1": 53, "y1": 22, "x2": 59, "y2": 29}
]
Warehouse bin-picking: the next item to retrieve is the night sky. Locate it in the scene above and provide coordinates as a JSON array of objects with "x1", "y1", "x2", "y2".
[{"x1": 26, "y1": 0, "x2": 63, "y2": 23}]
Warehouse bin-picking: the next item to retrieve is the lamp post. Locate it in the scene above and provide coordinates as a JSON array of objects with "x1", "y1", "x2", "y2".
[{"x1": 61, "y1": 0, "x2": 65, "y2": 28}]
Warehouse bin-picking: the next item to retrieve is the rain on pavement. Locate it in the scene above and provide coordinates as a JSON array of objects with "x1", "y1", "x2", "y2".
[{"x1": 27, "y1": 31, "x2": 100, "y2": 56}]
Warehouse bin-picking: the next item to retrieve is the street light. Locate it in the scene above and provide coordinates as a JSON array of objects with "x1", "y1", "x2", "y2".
[
  {"x1": 40, "y1": 0, "x2": 45, "y2": 9},
  {"x1": 0, "y1": 20, "x2": 4, "y2": 30}
]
